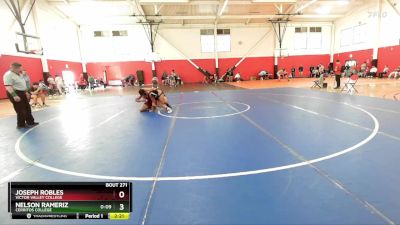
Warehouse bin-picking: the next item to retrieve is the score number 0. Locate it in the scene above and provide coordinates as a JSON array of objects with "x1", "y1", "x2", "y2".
[{"x1": 118, "y1": 191, "x2": 125, "y2": 211}]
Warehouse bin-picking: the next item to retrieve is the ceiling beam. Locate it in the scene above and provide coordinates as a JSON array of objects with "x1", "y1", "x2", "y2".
[
  {"x1": 142, "y1": 14, "x2": 343, "y2": 20},
  {"x1": 384, "y1": 0, "x2": 400, "y2": 16},
  {"x1": 43, "y1": 0, "x2": 79, "y2": 27},
  {"x1": 65, "y1": 13, "x2": 343, "y2": 21},
  {"x1": 296, "y1": 0, "x2": 320, "y2": 13},
  {"x1": 46, "y1": 0, "x2": 263, "y2": 6}
]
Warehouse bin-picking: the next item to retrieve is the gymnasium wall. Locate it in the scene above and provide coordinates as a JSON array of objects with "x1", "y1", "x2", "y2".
[
  {"x1": 0, "y1": 55, "x2": 43, "y2": 99},
  {"x1": 281, "y1": 24, "x2": 333, "y2": 56},
  {"x1": 278, "y1": 54, "x2": 331, "y2": 77},
  {"x1": 333, "y1": 0, "x2": 400, "y2": 64},
  {"x1": 0, "y1": 1, "x2": 82, "y2": 62},
  {"x1": 0, "y1": 0, "x2": 84, "y2": 99},
  {"x1": 47, "y1": 60, "x2": 84, "y2": 81},
  {"x1": 86, "y1": 61, "x2": 152, "y2": 83},
  {"x1": 80, "y1": 23, "x2": 330, "y2": 83},
  {"x1": 156, "y1": 26, "x2": 276, "y2": 60},
  {"x1": 80, "y1": 25, "x2": 152, "y2": 62},
  {"x1": 34, "y1": 1, "x2": 82, "y2": 62},
  {"x1": 333, "y1": 49, "x2": 374, "y2": 69},
  {"x1": 377, "y1": 45, "x2": 400, "y2": 72}
]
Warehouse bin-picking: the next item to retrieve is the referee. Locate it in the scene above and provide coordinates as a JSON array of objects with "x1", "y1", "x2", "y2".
[
  {"x1": 3, "y1": 62, "x2": 39, "y2": 128},
  {"x1": 334, "y1": 59, "x2": 342, "y2": 89}
]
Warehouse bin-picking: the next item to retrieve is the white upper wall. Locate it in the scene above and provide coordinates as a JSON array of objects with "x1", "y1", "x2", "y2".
[
  {"x1": 80, "y1": 25, "x2": 152, "y2": 62},
  {"x1": 80, "y1": 22, "x2": 333, "y2": 62},
  {"x1": 281, "y1": 23, "x2": 333, "y2": 56},
  {"x1": 379, "y1": 1, "x2": 400, "y2": 47},
  {"x1": 157, "y1": 26, "x2": 275, "y2": 60},
  {"x1": 35, "y1": 1, "x2": 81, "y2": 62},
  {"x1": 0, "y1": 0, "x2": 81, "y2": 62},
  {"x1": 334, "y1": 0, "x2": 400, "y2": 53},
  {"x1": 80, "y1": 25, "x2": 277, "y2": 61}
]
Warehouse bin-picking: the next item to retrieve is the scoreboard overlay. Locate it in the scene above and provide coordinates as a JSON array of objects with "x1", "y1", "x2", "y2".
[{"x1": 8, "y1": 182, "x2": 132, "y2": 220}]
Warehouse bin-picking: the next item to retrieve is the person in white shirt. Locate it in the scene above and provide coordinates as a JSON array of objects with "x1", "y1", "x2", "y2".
[
  {"x1": 3, "y1": 62, "x2": 38, "y2": 128},
  {"x1": 54, "y1": 75, "x2": 65, "y2": 95},
  {"x1": 388, "y1": 66, "x2": 400, "y2": 79},
  {"x1": 234, "y1": 72, "x2": 241, "y2": 82},
  {"x1": 277, "y1": 68, "x2": 289, "y2": 81},
  {"x1": 368, "y1": 66, "x2": 378, "y2": 78},
  {"x1": 258, "y1": 70, "x2": 267, "y2": 80},
  {"x1": 379, "y1": 65, "x2": 389, "y2": 78},
  {"x1": 47, "y1": 75, "x2": 56, "y2": 86},
  {"x1": 360, "y1": 62, "x2": 368, "y2": 77},
  {"x1": 318, "y1": 64, "x2": 325, "y2": 76},
  {"x1": 47, "y1": 75, "x2": 57, "y2": 95}
]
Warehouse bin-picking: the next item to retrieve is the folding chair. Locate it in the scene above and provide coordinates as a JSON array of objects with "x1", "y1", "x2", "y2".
[
  {"x1": 311, "y1": 80, "x2": 322, "y2": 88},
  {"x1": 342, "y1": 74, "x2": 359, "y2": 93},
  {"x1": 311, "y1": 74, "x2": 325, "y2": 88}
]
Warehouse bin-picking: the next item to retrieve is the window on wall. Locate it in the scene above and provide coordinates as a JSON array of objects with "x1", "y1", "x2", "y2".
[
  {"x1": 353, "y1": 24, "x2": 366, "y2": 44},
  {"x1": 93, "y1": 31, "x2": 111, "y2": 37},
  {"x1": 340, "y1": 27, "x2": 353, "y2": 46},
  {"x1": 112, "y1": 30, "x2": 128, "y2": 37},
  {"x1": 308, "y1": 27, "x2": 322, "y2": 49},
  {"x1": 294, "y1": 27, "x2": 307, "y2": 49},
  {"x1": 217, "y1": 29, "x2": 231, "y2": 52},
  {"x1": 200, "y1": 29, "x2": 231, "y2": 53},
  {"x1": 200, "y1": 29, "x2": 214, "y2": 53}
]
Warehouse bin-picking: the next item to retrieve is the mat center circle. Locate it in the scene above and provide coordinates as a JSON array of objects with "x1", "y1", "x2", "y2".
[{"x1": 158, "y1": 101, "x2": 251, "y2": 119}]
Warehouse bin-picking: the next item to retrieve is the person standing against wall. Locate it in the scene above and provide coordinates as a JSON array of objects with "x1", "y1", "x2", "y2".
[
  {"x1": 309, "y1": 65, "x2": 315, "y2": 77},
  {"x1": 334, "y1": 59, "x2": 342, "y2": 89},
  {"x1": 298, "y1": 65, "x2": 304, "y2": 77},
  {"x1": 290, "y1": 66, "x2": 296, "y2": 78},
  {"x1": 3, "y1": 62, "x2": 39, "y2": 128}
]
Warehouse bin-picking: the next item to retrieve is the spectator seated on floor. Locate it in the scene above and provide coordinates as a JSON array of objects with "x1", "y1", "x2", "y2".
[
  {"x1": 88, "y1": 75, "x2": 96, "y2": 90},
  {"x1": 234, "y1": 72, "x2": 242, "y2": 82},
  {"x1": 379, "y1": 65, "x2": 389, "y2": 78},
  {"x1": 368, "y1": 66, "x2": 378, "y2": 78},
  {"x1": 168, "y1": 74, "x2": 176, "y2": 87},
  {"x1": 388, "y1": 66, "x2": 400, "y2": 79},
  {"x1": 46, "y1": 75, "x2": 59, "y2": 96},
  {"x1": 359, "y1": 62, "x2": 368, "y2": 77},
  {"x1": 218, "y1": 68, "x2": 234, "y2": 82},
  {"x1": 258, "y1": 70, "x2": 269, "y2": 80},
  {"x1": 30, "y1": 82, "x2": 48, "y2": 108},
  {"x1": 54, "y1": 75, "x2": 66, "y2": 95},
  {"x1": 122, "y1": 74, "x2": 135, "y2": 87},
  {"x1": 319, "y1": 73, "x2": 325, "y2": 84},
  {"x1": 203, "y1": 74, "x2": 216, "y2": 84},
  {"x1": 161, "y1": 71, "x2": 168, "y2": 85},
  {"x1": 77, "y1": 76, "x2": 88, "y2": 90},
  {"x1": 175, "y1": 74, "x2": 182, "y2": 85},
  {"x1": 347, "y1": 67, "x2": 357, "y2": 77},
  {"x1": 47, "y1": 75, "x2": 56, "y2": 89},
  {"x1": 312, "y1": 68, "x2": 319, "y2": 78}
]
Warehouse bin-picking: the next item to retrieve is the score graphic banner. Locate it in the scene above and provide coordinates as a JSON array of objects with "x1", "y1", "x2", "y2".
[{"x1": 8, "y1": 182, "x2": 132, "y2": 220}]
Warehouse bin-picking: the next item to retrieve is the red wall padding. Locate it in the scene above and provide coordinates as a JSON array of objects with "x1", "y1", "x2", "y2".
[
  {"x1": 378, "y1": 45, "x2": 400, "y2": 74},
  {"x1": 220, "y1": 57, "x2": 275, "y2": 80},
  {"x1": 47, "y1": 59, "x2": 83, "y2": 81},
  {"x1": 155, "y1": 59, "x2": 215, "y2": 83},
  {"x1": 2, "y1": 47, "x2": 396, "y2": 99},
  {"x1": 86, "y1": 61, "x2": 153, "y2": 83},
  {"x1": 0, "y1": 55, "x2": 43, "y2": 99},
  {"x1": 156, "y1": 57, "x2": 275, "y2": 83},
  {"x1": 333, "y1": 49, "x2": 374, "y2": 70},
  {"x1": 278, "y1": 54, "x2": 331, "y2": 77}
]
